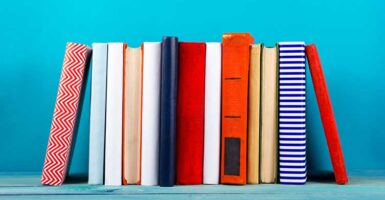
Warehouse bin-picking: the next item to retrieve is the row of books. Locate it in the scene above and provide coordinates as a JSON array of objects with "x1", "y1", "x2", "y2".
[{"x1": 41, "y1": 33, "x2": 348, "y2": 186}]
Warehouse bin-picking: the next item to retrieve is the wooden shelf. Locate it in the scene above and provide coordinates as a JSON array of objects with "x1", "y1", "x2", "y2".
[{"x1": 0, "y1": 173, "x2": 385, "y2": 199}]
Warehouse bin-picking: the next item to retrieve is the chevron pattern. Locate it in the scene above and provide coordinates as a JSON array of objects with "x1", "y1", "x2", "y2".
[{"x1": 41, "y1": 43, "x2": 89, "y2": 186}]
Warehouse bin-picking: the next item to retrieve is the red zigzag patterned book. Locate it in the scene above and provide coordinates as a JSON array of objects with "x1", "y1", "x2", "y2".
[
  {"x1": 41, "y1": 42, "x2": 90, "y2": 186},
  {"x1": 176, "y1": 42, "x2": 206, "y2": 184},
  {"x1": 305, "y1": 44, "x2": 348, "y2": 184}
]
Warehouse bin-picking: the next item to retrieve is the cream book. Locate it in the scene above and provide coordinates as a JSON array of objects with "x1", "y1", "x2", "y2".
[
  {"x1": 203, "y1": 42, "x2": 221, "y2": 184},
  {"x1": 105, "y1": 43, "x2": 125, "y2": 186},
  {"x1": 123, "y1": 46, "x2": 143, "y2": 185},
  {"x1": 141, "y1": 42, "x2": 161, "y2": 186},
  {"x1": 247, "y1": 44, "x2": 262, "y2": 184},
  {"x1": 260, "y1": 45, "x2": 278, "y2": 183}
]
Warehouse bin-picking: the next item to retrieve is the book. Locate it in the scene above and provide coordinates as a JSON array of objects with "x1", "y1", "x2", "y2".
[
  {"x1": 41, "y1": 42, "x2": 90, "y2": 186},
  {"x1": 104, "y1": 43, "x2": 125, "y2": 186},
  {"x1": 141, "y1": 42, "x2": 161, "y2": 186},
  {"x1": 260, "y1": 45, "x2": 278, "y2": 183},
  {"x1": 203, "y1": 42, "x2": 221, "y2": 185},
  {"x1": 278, "y1": 42, "x2": 307, "y2": 184},
  {"x1": 220, "y1": 33, "x2": 254, "y2": 185},
  {"x1": 159, "y1": 36, "x2": 179, "y2": 187},
  {"x1": 305, "y1": 44, "x2": 348, "y2": 184},
  {"x1": 176, "y1": 42, "x2": 206, "y2": 185},
  {"x1": 88, "y1": 43, "x2": 107, "y2": 185},
  {"x1": 247, "y1": 44, "x2": 262, "y2": 184},
  {"x1": 123, "y1": 46, "x2": 142, "y2": 185}
]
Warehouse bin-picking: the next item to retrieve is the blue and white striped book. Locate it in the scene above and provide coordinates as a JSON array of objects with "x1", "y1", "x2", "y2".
[{"x1": 278, "y1": 42, "x2": 307, "y2": 184}]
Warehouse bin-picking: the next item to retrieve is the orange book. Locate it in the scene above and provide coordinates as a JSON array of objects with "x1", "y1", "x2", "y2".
[{"x1": 220, "y1": 33, "x2": 254, "y2": 184}]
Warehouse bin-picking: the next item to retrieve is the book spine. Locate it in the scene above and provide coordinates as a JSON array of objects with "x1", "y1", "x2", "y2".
[
  {"x1": 278, "y1": 42, "x2": 307, "y2": 184},
  {"x1": 141, "y1": 42, "x2": 161, "y2": 186},
  {"x1": 247, "y1": 44, "x2": 262, "y2": 184},
  {"x1": 88, "y1": 43, "x2": 108, "y2": 185},
  {"x1": 203, "y1": 42, "x2": 221, "y2": 184},
  {"x1": 41, "y1": 42, "x2": 89, "y2": 186},
  {"x1": 176, "y1": 42, "x2": 206, "y2": 185},
  {"x1": 123, "y1": 46, "x2": 143, "y2": 185},
  {"x1": 159, "y1": 36, "x2": 179, "y2": 187},
  {"x1": 220, "y1": 33, "x2": 254, "y2": 185},
  {"x1": 104, "y1": 43, "x2": 124, "y2": 186},
  {"x1": 260, "y1": 46, "x2": 278, "y2": 183},
  {"x1": 305, "y1": 44, "x2": 348, "y2": 184}
]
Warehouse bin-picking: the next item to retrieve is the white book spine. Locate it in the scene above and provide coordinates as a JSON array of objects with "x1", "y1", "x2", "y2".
[
  {"x1": 104, "y1": 43, "x2": 124, "y2": 186},
  {"x1": 203, "y1": 42, "x2": 221, "y2": 184},
  {"x1": 140, "y1": 42, "x2": 161, "y2": 186},
  {"x1": 89, "y1": 43, "x2": 108, "y2": 185}
]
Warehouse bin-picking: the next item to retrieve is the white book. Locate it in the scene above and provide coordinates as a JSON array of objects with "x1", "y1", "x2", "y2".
[
  {"x1": 140, "y1": 42, "x2": 161, "y2": 186},
  {"x1": 104, "y1": 43, "x2": 124, "y2": 186},
  {"x1": 89, "y1": 43, "x2": 108, "y2": 185},
  {"x1": 203, "y1": 42, "x2": 221, "y2": 184}
]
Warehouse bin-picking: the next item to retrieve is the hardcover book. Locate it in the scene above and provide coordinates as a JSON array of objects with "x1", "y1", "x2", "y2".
[
  {"x1": 123, "y1": 46, "x2": 143, "y2": 185},
  {"x1": 305, "y1": 44, "x2": 348, "y2": 184},
  {"x1": 104, "y1": 43, "x2": 125, "y2": 186},
  {"x1": 141, "y1": 42, "x2": 161, "y2": 186},
  {"x1": 41, "y1": 42, "x2": 90, "y2": 186},
  {"x1": 278, "y1": 42, "x2": 307, "y2": 184},
  {"x1": 176, "y1": 42, "x2": 206, "y2": 185},
  {"x1": 159, "y1": 36, "x2": 179, "y2": 187},
  {"x1": 220, "y1": 33, "x2": 254, "y2": 185},
  {"x1": 89, "y1": 43, "x2": 108, "y2": 185},
  {"x1": 260, "y1": 45, "x2": 278, "y2": 183},
  {"x1": 203, "y1": 42, "x2": 221, "y2": 184},
  {"x1": 247, "y1": 44, "x2": 262, "y2": 184}
]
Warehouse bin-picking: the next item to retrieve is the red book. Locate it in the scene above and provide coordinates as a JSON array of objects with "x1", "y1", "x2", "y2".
[
  {"x1": 41, "y1": 42, "x2": 90, "y2": 186},
  {"x1": 305, "y1": 44, "x2": 348, "y2": 184},
  {"x1": 176, "y1": 42, "x2": 206, "y2": 184},
  {"x1": 220, "y1": 33, "x2": 254, "y2": 184}
]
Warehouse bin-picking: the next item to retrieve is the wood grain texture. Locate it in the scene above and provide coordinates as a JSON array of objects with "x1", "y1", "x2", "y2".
[{"x1": 0, "y1": 174, "x2": 384, "y2": 199}]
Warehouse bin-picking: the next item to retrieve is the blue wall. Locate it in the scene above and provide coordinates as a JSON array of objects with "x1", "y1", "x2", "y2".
[{"x1": 0, "y1": 0, "x2": 384, "y2": 175}]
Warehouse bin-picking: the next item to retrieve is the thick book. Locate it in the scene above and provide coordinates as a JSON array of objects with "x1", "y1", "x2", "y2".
[
  {"x1": 278, "y1": 42, "x2": 307, "y2": 184},
  {"x1": 123, "y1": 46, "x2": 142, "y2": 185},
  {"x1": 104, "y1": 43, "x2": 125, "y2": 186},
  {"x1": 159, "y1": 36, "x2": 179, "y2": 187},
  {"x1": 220, "y1": 33, "x2": 254, "y2": 185},
  {"x1": 141, "y1": 42, "x2": 161, "y2": 186},
  {"x1": 203, "y1": 42, "x2": 221, "y2": 184},
  {"x1": 247, "y1": 44, "x2": 262, "y2": 184},
  {"x1": 305, "y1": 44, "x2": 348, "y2": 184},
  {"x1": 176, "y1": 42, "x2": 206, "y2": 185},
  {"x1": 260, "y1": 45, "x2": 278, "y2": 183},
  {"x1": 88, "y1": 43, "x2": 108, "y2": 185},
  {"x1": 41, "y1": 42, "x2": 90, "y2": 186}
]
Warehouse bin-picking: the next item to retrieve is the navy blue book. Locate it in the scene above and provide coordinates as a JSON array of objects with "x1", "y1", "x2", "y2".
[{"x1": 159, "y1": 36, "x2": 179, "y2": 187}]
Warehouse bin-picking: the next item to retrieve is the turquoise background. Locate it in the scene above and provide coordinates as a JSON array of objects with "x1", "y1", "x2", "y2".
[{"x1": 0, "y1": 0, "x2": 384, "y2": 175}]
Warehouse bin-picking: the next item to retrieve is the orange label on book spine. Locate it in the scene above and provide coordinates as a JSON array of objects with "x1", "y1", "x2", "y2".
[{"x1": 220, "y1": 33, "x2": 254, "y2": 184}]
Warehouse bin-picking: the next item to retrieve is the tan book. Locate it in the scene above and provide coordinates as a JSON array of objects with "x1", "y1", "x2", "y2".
[
  {"x1": 123, "y1": 46, "x2": 143, "y2": 185},
  {"x1": 260, "y1": 45, "x2": 278, "y2": 183},
  {"x1": 247, "y1": 44, "x2": 262, "y2": 184}
]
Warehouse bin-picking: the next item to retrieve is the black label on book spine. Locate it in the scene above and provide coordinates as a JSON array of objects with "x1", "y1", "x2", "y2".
[{"x1": 224, "y1": 137, "x2": 240, "y2": 176}]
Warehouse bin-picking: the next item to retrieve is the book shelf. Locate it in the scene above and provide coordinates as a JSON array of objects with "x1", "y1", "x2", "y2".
[{"x1": 1, "y1": 173, "x2": 384, "y2": 199}]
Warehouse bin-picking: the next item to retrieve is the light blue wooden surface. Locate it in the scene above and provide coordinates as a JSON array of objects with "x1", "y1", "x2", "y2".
[{"x1": 0, "y1": 174, "x2": 385, "y2": 199}]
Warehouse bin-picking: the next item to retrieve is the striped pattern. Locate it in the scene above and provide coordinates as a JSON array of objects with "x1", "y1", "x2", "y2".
[
  {"x1": 41, "y1": 43, "x2": 89, "y2": 186},
  {"x1": 278, "y1": 42, "x2": 307, "y2": 184}
]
